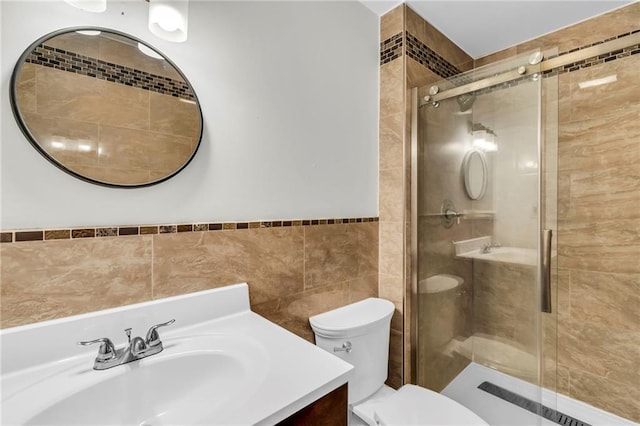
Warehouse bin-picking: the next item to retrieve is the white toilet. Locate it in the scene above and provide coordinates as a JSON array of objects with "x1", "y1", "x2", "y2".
[{"x1": 309, "y1": 298, "x2": 488, "y2": 425}]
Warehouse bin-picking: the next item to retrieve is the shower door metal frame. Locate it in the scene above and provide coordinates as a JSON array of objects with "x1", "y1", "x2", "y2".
[
  {"x1": 423, "y1": 31, "x2": 640, "y2": 105},
  {"x1": 409, "y1": 30, "x2": 640, "y2": 384}
]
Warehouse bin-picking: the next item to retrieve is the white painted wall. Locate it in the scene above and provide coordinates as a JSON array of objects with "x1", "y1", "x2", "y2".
[{"x1": 0, "y1": 1, "x2": 379, "y2": 229}]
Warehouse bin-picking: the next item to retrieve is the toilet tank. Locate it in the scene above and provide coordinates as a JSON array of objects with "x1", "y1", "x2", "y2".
[{"x1": 309, "y1": 298, "x2": 395, "y2": 404}]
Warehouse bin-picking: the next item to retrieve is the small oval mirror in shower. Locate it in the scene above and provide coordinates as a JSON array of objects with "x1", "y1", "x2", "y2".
[{"x1": 462, "y1": 149, "x2": 487, "y2": 200}]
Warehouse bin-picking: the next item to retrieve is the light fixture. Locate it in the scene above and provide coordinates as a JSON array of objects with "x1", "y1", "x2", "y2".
[
  {"x1": 471, "y1": 123, "x2": 498, "y2": 152},
  {"x1": 148, "y1": 0, "x2": 189, "y2": 43},
  {"x1": 63, "y1": 0, "x2": 106, "y2": 13}
]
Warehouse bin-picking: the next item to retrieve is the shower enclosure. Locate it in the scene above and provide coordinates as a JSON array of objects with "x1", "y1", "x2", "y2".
[{"x1": 411, "y1": 50, "x2": 559, "y2": 422}]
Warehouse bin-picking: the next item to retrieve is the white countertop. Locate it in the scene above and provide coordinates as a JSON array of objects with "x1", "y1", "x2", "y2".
[{"x1": 1, "y1": 283, "x2": 354, "y2": 425}]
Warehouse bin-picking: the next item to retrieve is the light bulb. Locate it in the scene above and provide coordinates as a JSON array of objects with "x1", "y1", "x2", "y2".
[{"x1": 148, "y1": 0, "x2": 189, "y2": 43}]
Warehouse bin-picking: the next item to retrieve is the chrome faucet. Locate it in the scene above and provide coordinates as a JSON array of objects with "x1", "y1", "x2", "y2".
[
  {"x1": 480, "y1": 242, "x2": 502, "y2": 254},
  {"x1": 78, "y1": 319, "x2": 175, "y2": 370}
]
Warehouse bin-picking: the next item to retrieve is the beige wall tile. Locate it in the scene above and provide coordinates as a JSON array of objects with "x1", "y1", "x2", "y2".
[
  {"x1": 348, "y1": 273, "x2": 379, "y2": 304},
  {"x1": 567, "y1": 56, "x2": 639, "y2": 123},
  {"x1": 381, "y1": 5, "x2": 404, "y2": 42},
  {"x1": 517, "y1": 2, "x2": 640, "y2": 56},
  {"x1": 71, "y1": 164, "x2": 152, "y2": 185},
  {"x1": 98, "y1": 124, "x2": 193, "y2": 173},
  {"x1": 380, "y1": 59, "x2": 404, "y2": 117},
  {"x1": 98, "y1": 35, "x2": 183, "y2": 81},
  {"x1": 304, "y1": 222, "x2": 378, "y2": 289},
  {"x1": 152, "y1": 227, "x2": 304, "y2": 305},
  {"x1": 569, "y1": 369, "x2": 640, "y2": 423},
  {"x1": 150, "y1": 92, "x2": 201, "y2": 140},
  {"x1": 15, "y1": 63, "x2": 37, "y2": 113},
  {"x1": 406, "y1": 57, "x2": 441, "y2": 89},
  {"x1": 379, "y1": 113, "x2": 404, "y2": 170},
  {"x1": 379, "y1": 167, "x2": 404, "y2": 222},
  {"x1": 379, "y1": 273, "x2": 403, "y2": 331},
  {"x1": 276, "y1": 282, "x2": 351, "y2": 342},
  {"x1": 556, "y1": 365, "x2": 570, "y2": 396},
  {"x1": 404, "y1": 5, "x2": 472, "y2": 70},
  {"x1": 565, "y1": 165, "x2": 639, "y2": 221},
  {"x1": 379, "y1": 222, "x2": 404, "y2": 277},
  {"x1": 280, "y1": 282, "x2": 349, "y2": 322},
  {"x1": 557, "y1": 73, "x2": 571, "y2": 124},
  {"x1": 559, "y1": 107, "x2": 640, "y2": 174},
  {"x1": 36, "y1": 66, "x2": 150, "y2": 131},
  {"x1": 557, "y1": 267, "x2": 571, "y2": 318},
  {"x1": 21, "y1": 112, "x2": 100, "y2": 167},
  {"x1": 474, "y1": 46, "x2": 517, "y2": 68},
  {"x1": 569, "y1": 270, "x2": 640, "y2": 332},
  {"x1": 558, "y1": 218, "x2": 640, "y2": 274},
  {"x1": 1, "y1": 237, "x2": 152, "y2": 328},
  {"x1": 387, "y1": 328, "x2": 404, "y2": 388},
  {"x1": 46, "y1": 32, "x2": 100, "y2": 59},
  {"x1": 416, "y1": 9, "x2": 471, "y2": 69},
  {"x1": 558, "y1": 317, "x2": 639, "y2": 388},
  {"x1": 404, "y1": 6, "x2": 423, "y2": 42}
]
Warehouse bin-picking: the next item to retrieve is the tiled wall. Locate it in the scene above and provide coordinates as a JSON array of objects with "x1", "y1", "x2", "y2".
[
  {"x1": 378, "y1": 5, "x2": 473, "y2": 387},
  {"x1": 1, "y1": 219, "x2": 379, "y2": 342},
  {"x1": 381, "y1": 3, "x2": 639, "y2": 420},
  {"x1": 474, "y1": 4, "x2": 639, "y2": 421}
]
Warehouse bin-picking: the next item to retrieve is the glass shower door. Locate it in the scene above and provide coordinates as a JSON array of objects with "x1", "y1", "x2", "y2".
[{"x1": 412, "y1": 51, "x2": 558, "y2": 424}]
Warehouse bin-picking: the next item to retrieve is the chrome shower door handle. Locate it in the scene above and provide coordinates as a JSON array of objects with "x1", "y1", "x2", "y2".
[{"x1": 541, "y1": 229, "x2": 553, "y2": 313}]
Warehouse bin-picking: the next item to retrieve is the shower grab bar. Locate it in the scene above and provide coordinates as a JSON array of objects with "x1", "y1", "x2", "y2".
[{"x1": 541, "y1": 229, "x2": 553, "y2": 313}]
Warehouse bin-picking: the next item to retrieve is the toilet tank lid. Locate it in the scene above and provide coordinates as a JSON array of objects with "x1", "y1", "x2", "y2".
[{"x1": 309, "y1": 298, "x2": 395, "y2": 338}]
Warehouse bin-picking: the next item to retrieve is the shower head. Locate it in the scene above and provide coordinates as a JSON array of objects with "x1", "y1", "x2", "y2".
[{"x1": 457, "y1": 93, "x2": 476, "y2": 112}]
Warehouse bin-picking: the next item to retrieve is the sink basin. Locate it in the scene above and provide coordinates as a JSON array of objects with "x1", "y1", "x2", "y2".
[
  {"x1": 6, "y1": 334, "x2": 269, "y2": 425},
  {"x1": 1, "y1": 283, "x2": 353, "y2": 425}
]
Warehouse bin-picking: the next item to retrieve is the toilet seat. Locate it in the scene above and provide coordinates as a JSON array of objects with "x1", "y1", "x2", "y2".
[{"x1": 373, "y1": 385, "x2": 489, "y2": 426}]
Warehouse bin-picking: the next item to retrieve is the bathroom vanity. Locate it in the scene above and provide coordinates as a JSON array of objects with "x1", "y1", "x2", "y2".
[{"x1": 0, "y1": 283, "x2": 352, "y2": 425}]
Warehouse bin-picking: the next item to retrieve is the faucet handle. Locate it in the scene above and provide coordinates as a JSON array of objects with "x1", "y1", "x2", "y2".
[
  {"x1": 145, "y1": 319, "x2": 175, "y2": 347},
  {"x1": 78, "y1": 337, "x2": 117, "y2": 361}
]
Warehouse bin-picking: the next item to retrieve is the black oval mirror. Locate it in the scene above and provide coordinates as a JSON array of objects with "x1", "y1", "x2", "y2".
[{"x1": 10, "y1": 27, "x2": 203, "y2": 188}]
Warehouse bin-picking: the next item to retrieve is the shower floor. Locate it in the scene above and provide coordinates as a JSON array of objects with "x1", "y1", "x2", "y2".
[
  {"x1": 348, "y1": 362, "x2": 635, "y2": 425},
  {"x1": 443, "y1": 362, "x2": 636, "y2": 426}
]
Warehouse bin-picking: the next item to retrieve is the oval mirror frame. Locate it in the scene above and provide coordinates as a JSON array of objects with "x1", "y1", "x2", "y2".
[
  {"x1": 462, "y1": 149, "x2": 488, "y2": 200},
  {"x1": 10, "y1": 27, "x2": 203, "y2": 188}
]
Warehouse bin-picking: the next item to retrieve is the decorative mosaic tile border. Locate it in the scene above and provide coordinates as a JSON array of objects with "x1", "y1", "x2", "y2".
[
  {"x1": 473, "y1": 31, "x2": 639, "y2": 96},
  {"x1": 383, "y1": 29, "x2": 639, "y2": 84},
  {"x1": 541, "y1": 30, "x2": 640, "y2": 78},
  {"x1": 0, "y1": 217, "x2": 379, "y2": 244},
  {"x1": 380, "y1": 33, "x2": 403, "y2": 65},
  {"x1": 26, "y1": 44, "x2": 195, "y2": 101},
  {"x1": 405, "y1": 32, "x2": 462, "y2": 79}
]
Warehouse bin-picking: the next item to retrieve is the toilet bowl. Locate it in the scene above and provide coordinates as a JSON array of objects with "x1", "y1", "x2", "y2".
[{"x1": 309, "y1": 298, "x2": 488, "y2": 426}]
